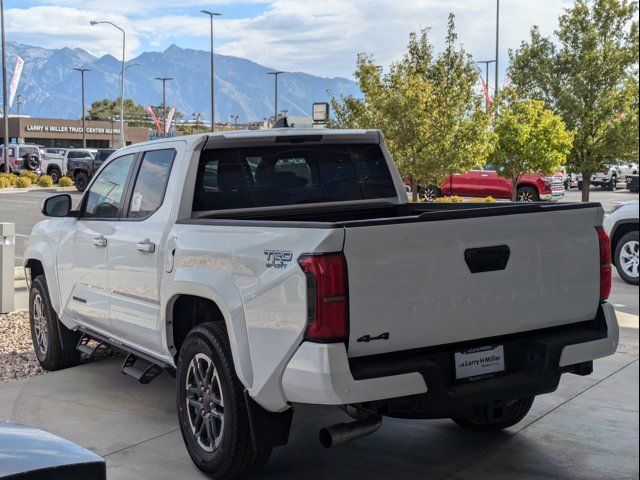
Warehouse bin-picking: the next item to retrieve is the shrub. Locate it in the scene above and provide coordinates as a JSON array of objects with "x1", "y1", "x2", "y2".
[
  {"x1": 19, "y1": 170, "x2": 39, "y2": 183},
  {"x1": 15, "y1": 176, "x2": 32, "y2": 188},
  {"x1": 0, "y1": 177, "x2": 10, "y2": 188},
  {"x1": 37, "y1": 175, "x2": 54, "y2": 187},
  {"x1": 434, "y1": 195, "x2": 465, "y2": 203},
  {"x1": 468, "y1": 196, "x2": 497, "y2": 203},
  {"x1": 58, "y1": 176, "x2": 74, "y2": 187},
  {"x1": 0, "y1": 172, "x2": 17, "y2": 185}
]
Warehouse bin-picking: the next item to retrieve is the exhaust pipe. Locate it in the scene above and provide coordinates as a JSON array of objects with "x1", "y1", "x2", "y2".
[{"x1": 319, "y1": 416, "x2": 382, "y2": 448}]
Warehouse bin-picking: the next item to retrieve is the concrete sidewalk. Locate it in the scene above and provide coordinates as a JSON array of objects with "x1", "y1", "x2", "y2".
[{"x1": 0, "y1": 313, "x2": 637, "y2": 479}]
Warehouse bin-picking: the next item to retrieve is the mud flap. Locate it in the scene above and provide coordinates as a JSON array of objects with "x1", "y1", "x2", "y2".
[{"x1": 244, "y1": 390, "x2": 293, "y2": 451}]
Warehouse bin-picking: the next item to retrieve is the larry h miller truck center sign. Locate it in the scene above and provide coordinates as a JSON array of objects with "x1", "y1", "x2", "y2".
[{"x1": 25, "y1": 124, "x2": 121, "y2": 135}]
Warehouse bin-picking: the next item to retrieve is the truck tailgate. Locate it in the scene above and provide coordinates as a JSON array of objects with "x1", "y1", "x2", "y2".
[{"x1": 344, "y1": 206, "x2": 602, "y2": 357}]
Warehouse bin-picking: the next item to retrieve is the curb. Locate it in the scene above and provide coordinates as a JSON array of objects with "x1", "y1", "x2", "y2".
[{"x1": 0, "y1": 186, "x2": 77, "y2": 194}]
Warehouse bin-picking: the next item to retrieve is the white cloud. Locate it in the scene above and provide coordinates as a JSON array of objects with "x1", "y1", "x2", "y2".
[{"x1": 7, "y1": 1, "x2": 574, "y2": 78}]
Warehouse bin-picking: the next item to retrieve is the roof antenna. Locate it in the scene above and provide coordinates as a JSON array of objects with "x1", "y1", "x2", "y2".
[{"x1": 273, "y1": 116, "x2": 290, "y2": 128}]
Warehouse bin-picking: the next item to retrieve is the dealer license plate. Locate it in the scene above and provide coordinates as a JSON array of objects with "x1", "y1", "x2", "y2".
[{"x1": 454, "y1": 345, "x2": 505, "y2": 381}]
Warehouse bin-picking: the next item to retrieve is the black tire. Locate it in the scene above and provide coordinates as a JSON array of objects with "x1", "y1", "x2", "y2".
[
  {"x1": 614, "y1": 231, "x2": 639, "y2": 285},
  {"x1": 48, "y1": 167, "x2": 62, "y2": 184},
  {"x1": 452, "y1": 396, "x2": 535, "y2": 432},
  {"x1": 29, "y1": 275, "x2": 81, "y2": 371},
  {"x1": 606, "y1": 176, "x2": 616, "y2": 191},
  {"x1": 24, "y1": 154, "x2": 40, "y2": 171},
  {"x1": 74, "y1": 172, "x2": 90, "y2": 192},
  {"x1": 177, "y1": 322, "x2": 271, "y2": 479},
  {"x1": 424, "y1": 184, "x2": 442, "y2": 201},
  {"x1": 516, "y1": 186, "x2": 539, "y2": 202}
]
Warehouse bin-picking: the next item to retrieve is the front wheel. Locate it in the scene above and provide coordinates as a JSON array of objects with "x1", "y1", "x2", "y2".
[
  {"x1": 452, "y1": 396, "x2": 535, "y2": 432},
  {"x1": 176, "y1": 322, "x2": 271, "y2": 479},
  {"x1": 74, "y1": 172, "x2": 89, "y2": 192},
  {"x1": 48, "y1": 167, "x2": 62, "y2": 184},
  {"x1": 614, "y1": 231, "x2": 639, "y2": 285},
  {"x1": 516, "y1": 186, "x2": 539, "y2": 202},
  {"x1": 29, "y1": 275, "x2": 81, "y2": 371}
]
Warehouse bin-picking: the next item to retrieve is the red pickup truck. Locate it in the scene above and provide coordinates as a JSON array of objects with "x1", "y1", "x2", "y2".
[{"x1": 435, "y1": 166, "x2": 565, "y2": 202}]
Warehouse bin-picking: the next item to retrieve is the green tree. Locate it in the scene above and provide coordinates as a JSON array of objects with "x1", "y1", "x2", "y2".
[
  {"x1": 330, "y1": 15, "x2": 494, "y2": 201},
  {"x1": 508, "y1": 0, "x2": 639, "y2": 201},
  {"x1": 87, "y1": 98, "x2": 149, "y2": 127},
  {"x1": 493, "y1": 90, "x2": 574, "y2": 201}
]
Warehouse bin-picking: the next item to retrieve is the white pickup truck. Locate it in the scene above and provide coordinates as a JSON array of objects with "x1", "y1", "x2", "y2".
[{"x1": 25, "y1": 129, "x2": 619, "y2": 479}]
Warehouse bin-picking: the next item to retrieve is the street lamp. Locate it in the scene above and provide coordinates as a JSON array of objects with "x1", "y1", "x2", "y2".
[
  {"x1": 230, "y1": 114, "x2": 239, "y2": 129},
  {"x1": 73, "y1": 67, "x2": 91, "y2": 148},
  {"x1": 16, "y1": 94, "x2": 22, "y2": 115},
  {"x1": 201, "y1": 10, "x2": 222, "y2": 132},
  {"x1": 90, "y1": 20, "x2": 126, "y2": 147},
  {"x1": 495, "y1": 0, "x2": 500, "y2": 104},
  {"x1": 267, "y1": 71, "x2": 284, "y2": 124},
  {"x1": 155, "y1": 77, "x2": 173, "y2": 135},
  {"x1": 476, "y1": 59, "x2": 496, "y2": 110},
  {"x1": 1, "y1": 0, "x2": 9, "y2": 173}
]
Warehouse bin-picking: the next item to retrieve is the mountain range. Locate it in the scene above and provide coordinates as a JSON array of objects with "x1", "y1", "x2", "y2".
[{"x1": 4, "y1": 41, "x2": 360, "y2": 123}]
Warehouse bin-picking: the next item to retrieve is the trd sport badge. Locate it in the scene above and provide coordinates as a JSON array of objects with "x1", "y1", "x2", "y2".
[{"x1": 264, "y1": 250, "x2": 293, "y2": 269}]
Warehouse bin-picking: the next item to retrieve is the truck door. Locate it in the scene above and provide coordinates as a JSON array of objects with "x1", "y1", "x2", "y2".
[
  {"x1": 107, "y1": 145, "x2": 178, "y2": 352},
  {"x1": 450, "y1": 170, "x2": 482, "y2": 197},
  {"x1": 479, "y1": 165, "x2": 511, "y2": 198},
  {"x1": 57, "y1": 153, "x2": 137, "y2": 333}
]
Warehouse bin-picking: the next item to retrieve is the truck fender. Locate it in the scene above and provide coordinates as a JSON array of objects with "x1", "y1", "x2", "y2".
[
  {"x1": 24, "y1": 244, "x2": 62, "y2": 314},
  {"x1": 162, "y1": 267, "x2": 254, "y2": 389}
]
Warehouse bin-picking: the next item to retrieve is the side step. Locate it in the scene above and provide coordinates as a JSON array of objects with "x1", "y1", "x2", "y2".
[
  {"x1": 121, "y1": 353, "x2": 164, "y2": 384},
  {"x1": 76, "y1": 334, "x2": 109, "y2": 359}
]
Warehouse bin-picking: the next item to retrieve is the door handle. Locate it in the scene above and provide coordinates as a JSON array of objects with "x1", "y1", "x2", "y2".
[
  {"x1": 136, "y1": 240, "x2": 156, "y2": 253},
  {"x1": 92, "y1": 236, "x2": 107, "y2": 247}
]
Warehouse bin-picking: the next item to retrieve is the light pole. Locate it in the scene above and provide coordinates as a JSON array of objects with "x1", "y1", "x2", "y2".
[
  {"x1": 16, "y1": 94, "x2": 21, "y2": 115},
  {"x1": 192, "y1": 113, "x2": 202, "y2": 132},
  {"x1": 494, "y1": 0, "x2": 500, "y2": 105},
  {"x1": 1, "y1": 0, "x2": 9, "y2": 173},
  {"x1": 91, "y1": 20, "x2": 126, "y2": 147},
  {"x1": 155, "y1": 77, "x2": 173, "y2": 136},
  {"x1": 201, "y1": 10, "x2": 222, "y2": 132},
  {"x1": 73, "y1": 68, "x2": 91, "y2": 148},
  {"x1": 267, "y1": 71, "x2": 284, "y2": 124},
  {"x1": 230, "y1": 114, "x2": 239, "y2": 129}
]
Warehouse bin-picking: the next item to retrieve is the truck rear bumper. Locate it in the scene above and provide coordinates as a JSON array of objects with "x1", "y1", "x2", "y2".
[{"x1": 282, "y1": 304, "x2": 618, "y2": 411}]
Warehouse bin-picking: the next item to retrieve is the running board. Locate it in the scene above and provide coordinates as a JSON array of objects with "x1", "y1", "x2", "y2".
[
  {"x1": 121, "y1": 353, "x2": 164, "y2": 384},
  {"x1": 76, "y1": 334, "x2": 109, "y2": 359}
]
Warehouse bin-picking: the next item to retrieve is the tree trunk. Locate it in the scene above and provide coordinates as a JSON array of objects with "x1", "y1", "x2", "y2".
[
  {"x1": 581, "y1": 175, "x2": 590, "y2": 202},
  {"x1": 411, "y1": 178, "x2": 419, "y2": 203},
  {"x1": 511, "y1": 175, "x2": 519, "y2": 202}
]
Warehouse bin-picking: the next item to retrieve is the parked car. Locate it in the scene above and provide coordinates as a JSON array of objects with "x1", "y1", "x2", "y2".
[
  {"x1": 0, "y1": 143, "x2": 42, "y2": 174},
  {"x1": 25, "y1": 129, "x2": 618, "y2": 478},
  {"x1": 625, "y1": 173, "x2": 639, "y2": 193},
  {"x1": 0, "y1": 421, "x2": 106, "y2": 479},
  {"x1": 434, "y1": 165, "x2": 565, "y2": 201},
  {"x1": 604, "y1": 200, "x2": 639, "y2": 285},
  {"x1": 577, "y1": 162, "x2": 639, "y2": 191},
  {"x1": 67, "y1": 148, "x2": 115, "y2": 192},
  {"x1": 45, "y1": 147, "x2": 69, "y2": 156}
]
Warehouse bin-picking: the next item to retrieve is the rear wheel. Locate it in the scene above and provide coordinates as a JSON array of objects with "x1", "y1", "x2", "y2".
[
  {"x1": 424, "y1": 184, "x2": 442, "y2": 201},
  {"x1": 177, "y1": 322, "x2": 271, "y2": 479},
  {"x1": 614, "y1": 231, "x2": 639, "y2": 285},
  {"x1": 74, "y1": 172, "x2": 89, "y2": 192},
  {"x1": 452, "y1": 396, "x2": 535, "y2": 432},
  {"x1": 29, "y1": 275, "x2": 81, "y2": 371},
  {"x1": 516, "y1": 186, "x2": 539, "y2": 202}
]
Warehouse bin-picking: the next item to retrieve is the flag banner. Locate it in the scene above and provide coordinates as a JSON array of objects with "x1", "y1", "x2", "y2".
[
  {"x1": 8, "y1": 56, "x2": 25, "y2": 110},
  {"x1": 147, "y1": 106, "x2": 162, "y2": 132},
  {"x1": 481, "y1": 80, "x2": 493, "y2": 108},
  {"x1": 165, "y1": 107, "x2": 176, "y2": 134}
]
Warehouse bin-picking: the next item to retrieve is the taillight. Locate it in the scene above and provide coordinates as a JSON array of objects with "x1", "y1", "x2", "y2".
[
  {"x1": 596, "y1": 226, "x2": 611, "y2": 301},
  {"x1": 298, "y1": 253, "x2": 348, "y2": 343}
]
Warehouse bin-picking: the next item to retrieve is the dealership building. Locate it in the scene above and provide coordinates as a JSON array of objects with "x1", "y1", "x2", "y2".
[{"x1": 0, "y1": 116, "x2": 151, "y2": 148}]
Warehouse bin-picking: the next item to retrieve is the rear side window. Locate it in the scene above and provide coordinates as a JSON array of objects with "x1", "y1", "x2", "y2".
[
  {"x1": 193, "y1": 143, "x2": 396, "y2": 211},
  {"x1": 127, "y1": 149, "x2": 175, "y2": 219}
]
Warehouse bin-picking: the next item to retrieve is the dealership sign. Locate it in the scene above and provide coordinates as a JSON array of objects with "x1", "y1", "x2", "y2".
[{"x1": 25, "y1": 124, "x2": 121, "y2": 135}]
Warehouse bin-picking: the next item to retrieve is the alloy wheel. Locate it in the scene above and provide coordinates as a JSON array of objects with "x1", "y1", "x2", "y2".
[
  {"x1": 185, "y1": 353, "x2": 225, "y2": 452},
  {"x1": 33, "y1": 293, "x2": 48, "y2": 355},
  {"x1": 620, "y1": 240, "x2": 639, "y2": 279},
  {"x1": 517, "y1": 190, "x2": 534, "y2": 202}
]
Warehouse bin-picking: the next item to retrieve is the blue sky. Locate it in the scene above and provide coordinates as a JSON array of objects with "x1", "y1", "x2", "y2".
[{"x1": 4, "y1": 0, "x2": 573, "y2": 82}]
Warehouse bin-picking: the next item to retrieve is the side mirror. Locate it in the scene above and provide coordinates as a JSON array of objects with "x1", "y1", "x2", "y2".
[{"x1": 42, "y1": 194, "x2": 72, "y2": 217}]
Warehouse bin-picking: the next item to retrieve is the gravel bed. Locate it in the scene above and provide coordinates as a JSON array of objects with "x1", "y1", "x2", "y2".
[
  {"x1": 0, "y1": 311, "x2": 44, "y2": 383},
  {"x1": 1, "y1": 311, "x2": 118, "y2": 384}
]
